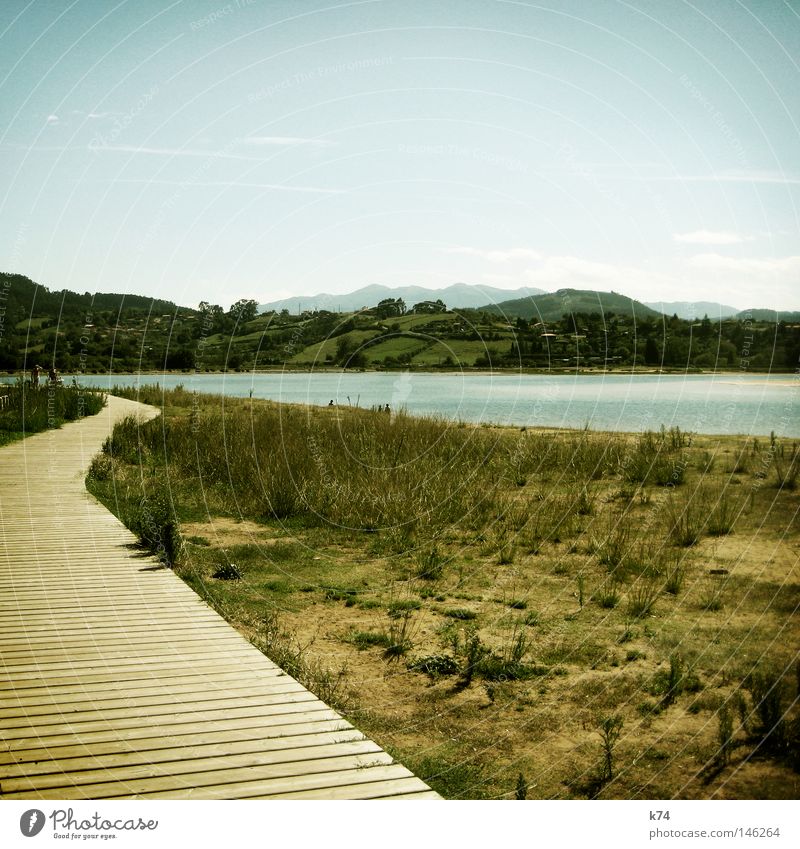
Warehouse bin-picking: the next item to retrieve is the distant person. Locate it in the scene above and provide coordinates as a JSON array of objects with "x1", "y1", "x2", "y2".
[
  {"x1": 384, "y1": 403, "x2": 391, "y2": 413},
  {"x1": 328, "y1": 399, "x2": 334, "y2": 407},
  {"x1": 48, "y1": 367, "x2": 58, "y2": 385},
  {"x1": 31, "y1": 365, "x2": 40, "y2": 388}
]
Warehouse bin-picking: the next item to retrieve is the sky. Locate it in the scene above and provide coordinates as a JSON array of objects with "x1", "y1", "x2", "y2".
[{"x1": 1, "y1": 0, "x2": 799, "y2": 310}]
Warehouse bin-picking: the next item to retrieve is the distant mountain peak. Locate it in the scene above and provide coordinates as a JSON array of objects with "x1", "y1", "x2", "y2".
[{"x1": 258, "y1": 283, "x2": 547, "y2": 314}]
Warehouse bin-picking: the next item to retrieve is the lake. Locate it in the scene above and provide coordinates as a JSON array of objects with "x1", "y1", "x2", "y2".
[{"x1": 16, "y1": 371, "x2": 796, "y2": 437}]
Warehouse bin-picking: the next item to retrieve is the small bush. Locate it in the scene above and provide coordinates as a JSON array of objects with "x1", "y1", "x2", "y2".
[
  {"x1": 384, "y1": 611, "x2": 415, "y2": 658},
  {"x1": 699, "y1": 589, "x2": 724, "y2": 611},
  {"x1": 408, "y1": 654, "x2": 459, "y2": 678},
  {"x1": 444, "y1": 607, "x2": 477, "y2": 620},
  {"x1": 706, "y1": 492, "x2": 737, "y2": 536},
  {"x1": 626, "y1": 580, "x2": 659, "y2": 619},
  {"x1": 457, "y1": 633, "x2": 488, "y2": 688},
  {"x1": 664, "y1": 563, "x2": 685, "y2": 595},
  {"x1": 773, "y1": 443, "x2": 799, "y2": 491},
  {"x1": 324, "y1": 587, "x2": 358, "y2": 602},
  {"x1": 596, "y1": 523, "x2": 631, "y2": 571},
  {"x1": 664, "y1": 493, "x2": 705, "y2": 547},
  {"x1": 388, "y1": 599, "x2": 422, "y2": 617},
  {"x1": 652, "y1": 654, "x2": 701, "y2": 706},
  {"x1": 744, "y1": 667, "x2": 788, "y2": 753},
  {"x1": 212, "y1": 563, "x2": 242, "y2": 580},
  {"x1": 127, "y1": 487, "x2": 182, "y2": 565},
  {"x1": 715, "y1": 704, "x2": 734, "y2": 765},
  {"x1": 349, "y1": 631, "x2": 390, "y2": 650},
  {"x1": 595, "y1": 582, "x2": 620, "y2": 609},
  {"x1": 87, "y1": 453, "x2": 115, "y2": 482},
  {"x1": 417, "y1": 545, "x2": 445, "y2": 580},
  {"x1": 498, "y1": 541, "x2": 516, "y2": 565}
]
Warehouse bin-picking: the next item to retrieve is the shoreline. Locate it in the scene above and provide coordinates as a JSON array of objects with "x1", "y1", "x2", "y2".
[{"x1": 1, "y1": 366, "x2": 794, "y2": 380}]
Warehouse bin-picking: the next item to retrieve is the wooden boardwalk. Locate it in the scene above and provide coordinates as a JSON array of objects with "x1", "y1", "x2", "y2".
[{"x1": 0, "y1": 396, "x2": 438, "y2": 800}]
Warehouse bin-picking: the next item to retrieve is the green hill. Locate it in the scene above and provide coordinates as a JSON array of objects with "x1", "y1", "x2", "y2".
[
  {"x1": 1, "y1": 273, "x2": 179, "y2": 321},
  {"x1": 2, "y1": 272, "x2": 797, "y2": 374},
  {"x1": 0, "y1": 272, "x2": 186, "y2": 372},
  {"x1": 482, "y1": 288, "x2": 662, "y2": 322},
  {"x1": 736, "y1": 309, "x2": 800, "y2": 322}
]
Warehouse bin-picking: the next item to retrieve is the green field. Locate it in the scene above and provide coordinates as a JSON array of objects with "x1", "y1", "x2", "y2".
[{"x1": 88, "y1": 386, "x2": 800, "y2": 800}]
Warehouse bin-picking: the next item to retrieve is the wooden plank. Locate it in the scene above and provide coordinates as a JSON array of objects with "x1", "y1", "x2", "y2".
[
  {"x1": 2, "y1": 753, "x2": 400, "y2": 799},
  {"x1": 128, "y1": 763, "x2": 420, "y2": 800},
  {"x1": 0, "y1": 668, "x2": 287, "y2": 704},
  {"x1": 0, "y1": 682, "x2": 309, "y2": 726},
  {"x1": 3, "y1": 701, "x2": 338, "y2": 751},
  {"x1": 0, "y1": 715, "x2": 353, "y2": 766},
  {"x1": 0, "y1": 727, "x2": 367, "y2": 777},
  {"x1": 1, "y1": 739, "x2": 385, "y2": 792}
]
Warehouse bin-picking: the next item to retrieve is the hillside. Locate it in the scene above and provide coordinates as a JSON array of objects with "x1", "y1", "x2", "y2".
[
  {"x1": 1, "y1": 273, "x2": 179, "y2": 318},
  {"x1": 737, "y1": 309, "x2": 800, "y2": 322},
  {"x1": 482, "y1": 289, "x2": 662, "y2": 322},
  {"x1": 258, "y1": 282, "x2": 546, "y2": 314},
  {"x1": 0, "y1": 272, "x2": 188, "y2": 372},
  {"x1": 3, "y1": 272, "x2": 797, "y2": 374}
]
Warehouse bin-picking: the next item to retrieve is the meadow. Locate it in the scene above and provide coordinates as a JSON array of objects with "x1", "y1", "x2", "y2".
[{"x1": 86, "y1": 385, "x2": 800, "y2": 799}]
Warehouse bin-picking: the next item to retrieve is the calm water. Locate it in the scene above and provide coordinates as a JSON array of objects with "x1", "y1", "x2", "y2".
[{"x1": 14, "y1": 371, "x2": 796, "y2": 437}]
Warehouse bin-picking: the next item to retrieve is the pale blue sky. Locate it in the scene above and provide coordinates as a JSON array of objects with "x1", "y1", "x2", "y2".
[{"x1": 1, "y1": 0, "x2": 798, "y2": 309}]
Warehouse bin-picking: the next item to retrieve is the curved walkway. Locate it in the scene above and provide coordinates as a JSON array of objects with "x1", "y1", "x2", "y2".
[{"x1": 0, "y1": 396, "x2": 438, "y2": 800}]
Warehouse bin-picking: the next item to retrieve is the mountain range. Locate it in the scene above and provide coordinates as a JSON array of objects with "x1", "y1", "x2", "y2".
[
  {"x1": 258, "y1": 283, "x2": 546, "y2": 314},
  {"x1": 260, "y1": 284, "x2": 799, "y2": 323}
]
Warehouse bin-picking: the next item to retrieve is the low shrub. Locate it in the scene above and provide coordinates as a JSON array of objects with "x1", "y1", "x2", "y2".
[
  {"x1": 212, "y1": 563, "x2": 242, "y2": 580},
  {"x1": 127, "y1": 487, "x2": 182, "y2": 565},
  {"x1": 408, "y1": 654, "x2": 459, "y2": 678},
  {"x1": 626, "y1": 579, "x2": 659, "y2": 619},
  {"x1": 444, "y1": 607, "x2": 477, "y2": 620}
]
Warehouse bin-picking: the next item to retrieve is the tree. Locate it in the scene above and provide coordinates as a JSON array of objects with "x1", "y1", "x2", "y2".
[
  {"x1": 197, "y1": 302, "x2": 224, "y2": 337},
  {"x1": 228, "y1": 299, "x2": 259, "y2": 326},
  {"x1": 411, "y1": 299, "x2": 446, "y2": 314},
  {"x1": 164, "y1": 346, "x2": 194, "y2": 370},
  {"x1": 376, "y1": 298, "x2": 406, "y2": 319},
  {"x1": 644, "y1": 337, "x2": 660, "y2": 365}
]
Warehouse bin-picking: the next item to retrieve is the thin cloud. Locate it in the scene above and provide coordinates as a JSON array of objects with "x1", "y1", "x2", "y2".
[
  {"x1": 90, "y1": 144, "x2": 269, "y2": 162},
  {"x1": 687, "y1": 253, "x2": 800, "y2": 274},
  {"x1": 663, "y1": 170, "x2": 800, "y2": 185},
  {"x1": 45, "y1": 114, "x2": 59, "y2": 124},
  {"x1": 605, "y1": 168, "x2": 800, "y2": 185},
  {"x1": 673, "y1": 230, "x2": 746, "y2": 245},
  {"x1": 103, "y1": 177, "x2": 343, "y2": 194},
  {"x1": 71, "y1": 109, "x2": 125, "y2": 119}
]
